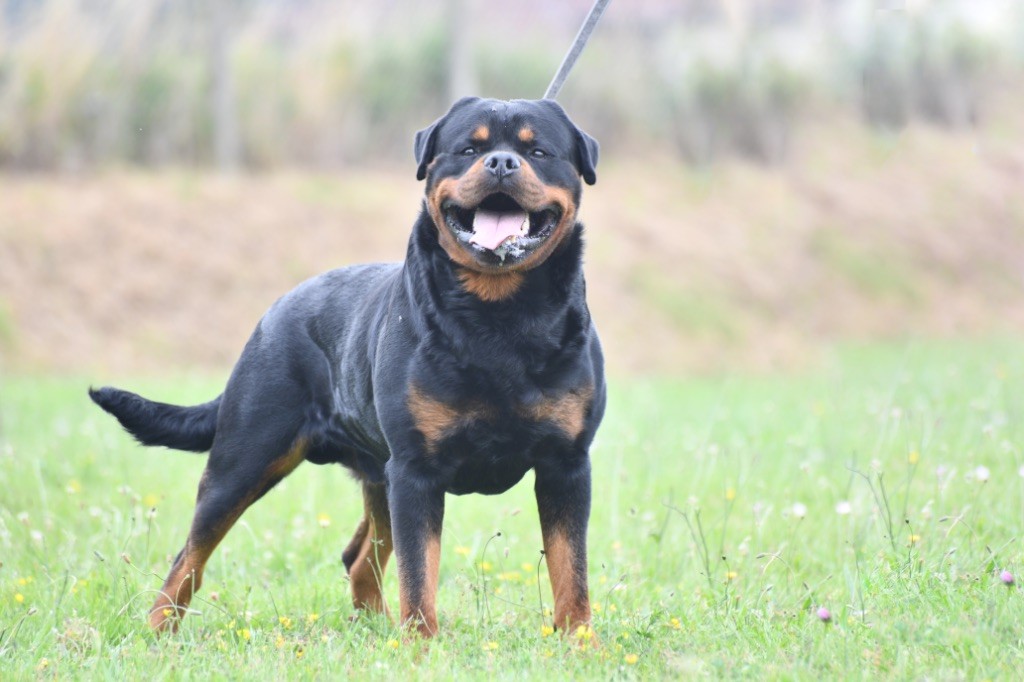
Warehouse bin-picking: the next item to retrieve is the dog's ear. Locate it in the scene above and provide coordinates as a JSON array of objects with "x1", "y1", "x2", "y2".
[
  {"x1": 414, "y1": 96, "x2": 481, "y2": 181},
  {"x1": 535, "y1": 99, "x2": 599, "y2": 185},
  {"x1": 573, "y1": 126, "x2": 599, "y2": 186},
  {"x1": 413, "y1": 122, "x2": 440, "y2": 182}
]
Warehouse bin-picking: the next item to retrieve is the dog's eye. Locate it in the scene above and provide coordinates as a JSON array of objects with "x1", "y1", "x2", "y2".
[
  {"x1": 531, "y1": 149, "x2": 547, "y2": 158},
  {"x1": 461, "y1": 147, "x2": 477, "y2": 156}
]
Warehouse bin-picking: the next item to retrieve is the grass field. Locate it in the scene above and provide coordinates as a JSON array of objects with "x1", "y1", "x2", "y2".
[{"x1": 1, "y1": 339, "x2": 1023, "y2": 679}]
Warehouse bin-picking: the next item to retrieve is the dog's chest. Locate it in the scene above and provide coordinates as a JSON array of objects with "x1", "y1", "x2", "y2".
[{"x1": 407, "y1": 386, "x2": 592, "y2": 495}]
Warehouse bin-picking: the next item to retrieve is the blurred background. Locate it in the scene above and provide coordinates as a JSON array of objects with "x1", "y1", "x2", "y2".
[{"x1": 0, "y1": 0, "x2": 1022, "y2": 376}]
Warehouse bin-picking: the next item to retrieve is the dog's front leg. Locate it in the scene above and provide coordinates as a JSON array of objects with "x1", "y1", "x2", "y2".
[
  {"x1": 535, "y1": 451, "x2": 593, "y2": 638},
  {"x1": 387, "y1": 459, "x2": 445, "y2": 638}
]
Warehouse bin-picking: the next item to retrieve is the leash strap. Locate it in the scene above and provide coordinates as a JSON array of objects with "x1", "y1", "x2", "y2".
[{"x1": 543, "y1": 0, "x2": 612, "y2": 100}]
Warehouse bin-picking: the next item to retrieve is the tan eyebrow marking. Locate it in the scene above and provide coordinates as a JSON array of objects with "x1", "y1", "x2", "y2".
[
  {"x1": 518, "y1": 127, "x2": 535, "y2": 143},
  {"x1": 471, "y1": 125, "x2": 490, "y2": 142}
]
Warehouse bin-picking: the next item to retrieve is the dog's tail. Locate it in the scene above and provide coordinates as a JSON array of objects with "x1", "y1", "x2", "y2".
[{"x1": 88, "y1": 387, "x2": 221, "y2": 453}]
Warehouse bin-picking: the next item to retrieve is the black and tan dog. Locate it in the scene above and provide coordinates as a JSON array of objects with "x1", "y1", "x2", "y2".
[{"x1": 90, "y1": 96, "x2": 605, "y2": 638}]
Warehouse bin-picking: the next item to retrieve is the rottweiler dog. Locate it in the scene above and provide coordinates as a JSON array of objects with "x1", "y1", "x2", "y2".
[{"x1": 90, "y1": 96, "x2": 605, "y2": 639}]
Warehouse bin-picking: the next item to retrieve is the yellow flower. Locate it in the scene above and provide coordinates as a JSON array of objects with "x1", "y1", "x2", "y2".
[
  {"x1": 483, "y1": 641, "x2": 499, "y2": 651},
  {"x1": 593, "y1": 602, "x2": 602, "y2": 613},
  {"x1": 237, "y1": 628, "x2": 251, "y2": 641},
  {"x1": 317, "y1": 513, "x2": 331, "y2": 528},
  {"x1": 17, "y1": 577, "x2": 27, "y2": 586},
  {"x1": 478, "y1": 561, "x2": 492, "y2": 572},
  {"x1": 307, "y1": 613, "x2": 319, "y2": 624},
  {"x1": 908, "y1": 450, "x2": 920, "y2": 465},
  {"x1": 575, "y1": 625, "x2": 594, "y2": 641},
  {"x1": 725, "y1": 488, "x2": 736, "y2": 502},
  {"x1": 670, "y1": 617, "x2": 682, "y2": 630},
  {"x1": 624, "y1": 653, "x2": 639, "y2": 665},
  {"x1": 15, "y1": 593, "x2": 24, "y2": 603},
  {"x1": 163, "y1": 608, "x2": 173, "y2": 617},
  {"x1": 275, "y1": 634, "x2": 286, "y2": 648},
  {"x1": 541, "y1": 625, "x2": 555, "y2": 637},
  {"x1": 295, "y1": 648, "x2": 305, "y2": 659},
  {"x1": 908, "y1": 534, "x2": 921, "y2": 546},
  {"x1": 66, "y1": 480, "x2": 81, "y2": 494},
  {"x1": 726, "y1": 571, "x2": 738, "y2": 581},
  {"x1": 37, "y1": 658, "x2": 49, "y2": 671},
  {"x1": 279, "y1": 616, "x2": 293, "y2": 629},
  {"x1": 455, "y1": 546, "x2": 472, "y2": 556},
  {"x1": 143, "y1": 493, "x2": 159, "y2": 507},
  {"x1": 388, "y1": 639, "x2": 400, "y2": 649},
  {"x1": 496, "y1": 571, "x2": 521, "y2": 582},
  {"x1": 521, "y1": 562, "x2": 535, "y2": 572}
]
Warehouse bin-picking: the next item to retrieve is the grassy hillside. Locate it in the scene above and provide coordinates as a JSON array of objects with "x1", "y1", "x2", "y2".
[{"x1": 1, "y1": 106, "x2": 1023, "y2": 375}]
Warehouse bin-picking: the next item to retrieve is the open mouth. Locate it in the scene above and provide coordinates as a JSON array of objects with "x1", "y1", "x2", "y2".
[{"x1": 442, "y1": 193, "x2": 561, "y2": 263}]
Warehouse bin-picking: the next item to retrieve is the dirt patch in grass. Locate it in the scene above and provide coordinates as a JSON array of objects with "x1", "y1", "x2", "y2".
[{"x1": 1, "y1": 114, "x2": 1023, "y2": 376}]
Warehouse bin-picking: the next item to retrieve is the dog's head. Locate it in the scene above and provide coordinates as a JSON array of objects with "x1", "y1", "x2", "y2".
[{"x1": 414, "y1": 97, "x2": 598, "y2": 274}]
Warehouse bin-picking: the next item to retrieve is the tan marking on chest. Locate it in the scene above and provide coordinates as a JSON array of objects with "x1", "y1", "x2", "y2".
[
  {"x1": 520, "y1": 388, "x2": 594, "y2": 440},
  {"x1": 407, "y1": 387, "x2": 493, "y2": 453},
  {"x1": 408, "y1": 386, "x2": 593, "y2": 451}
]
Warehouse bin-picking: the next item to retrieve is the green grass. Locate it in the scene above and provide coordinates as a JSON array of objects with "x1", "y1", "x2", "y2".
[{"x1": 1, "y1": 339, "x2": 1023, "y2": 679}]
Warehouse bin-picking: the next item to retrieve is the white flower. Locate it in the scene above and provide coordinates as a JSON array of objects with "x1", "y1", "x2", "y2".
[
  {"x1": 974, "y1": 465, "x2": 990, "y2": 482},
  {"x1": 835, "y1": 501, "x2": 852, "y2": 515},
  {"x1": 792, "y1": 502, "x2": 808, "y2": 519}
]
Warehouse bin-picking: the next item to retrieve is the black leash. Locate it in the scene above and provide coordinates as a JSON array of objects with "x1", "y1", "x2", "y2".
[{"x1": 543, "y1": 0, "x2": 612, "y2": 100}]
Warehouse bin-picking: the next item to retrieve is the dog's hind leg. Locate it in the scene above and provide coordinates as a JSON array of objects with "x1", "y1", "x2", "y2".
[
  {"x1": 342, "y1": 482, "x2": 393, "y2": 616},
  {"x1": 149, "y1": 436, "x2": 307, "y2": 632}
]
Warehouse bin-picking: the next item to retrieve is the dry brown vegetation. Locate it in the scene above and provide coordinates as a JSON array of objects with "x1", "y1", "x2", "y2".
[{"x1": 2, "y1": 107, "x2": 1023, "y2": 377}]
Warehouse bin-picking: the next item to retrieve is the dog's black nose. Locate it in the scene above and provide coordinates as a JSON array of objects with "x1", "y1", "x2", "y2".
[{"x1": 484, "y1": 152, "x2": 521, "y2": 180}]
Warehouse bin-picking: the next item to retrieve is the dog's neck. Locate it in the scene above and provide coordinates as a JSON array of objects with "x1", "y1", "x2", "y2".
[{"x1": 400, "y1": 207, "x2": 594, "y2": 394}]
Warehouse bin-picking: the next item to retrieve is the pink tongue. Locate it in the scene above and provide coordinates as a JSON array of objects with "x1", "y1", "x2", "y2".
[{"x1": 469, "y1": 210, "x2": 529, "y2": 251}]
